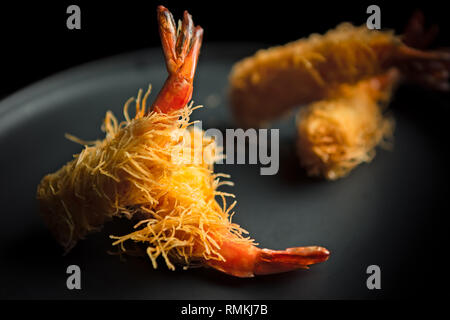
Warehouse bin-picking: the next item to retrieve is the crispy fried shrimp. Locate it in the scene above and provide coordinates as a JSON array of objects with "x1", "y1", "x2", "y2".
[
  {"x1": 37, "y1": 6, "x2": 329, "y2": 278},
  {"x1": 296, "y1": 70, "x2": 398, "y2": 180},
  {"x1": 229, "y1": 22, "x2": 450, "y2": 128},
  {"x1": 295, "y1": 13, "x2": 445, "y2": 180}
]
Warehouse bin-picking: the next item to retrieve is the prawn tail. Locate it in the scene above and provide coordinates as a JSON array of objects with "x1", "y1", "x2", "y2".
[
  {"x1": 152, "y1": 6, "x2": 204, "y2": 113},
  {"x1": 254, "y1": 246, "x2": 330, "y2": 276},
  {"x1": 205, "y1": 239, "x2": 330, "y2": 278}
]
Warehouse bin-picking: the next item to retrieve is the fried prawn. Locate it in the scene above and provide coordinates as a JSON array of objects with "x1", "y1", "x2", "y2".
[{"x1": 37, "y1": 6, "x2": 329, "y2": 278}]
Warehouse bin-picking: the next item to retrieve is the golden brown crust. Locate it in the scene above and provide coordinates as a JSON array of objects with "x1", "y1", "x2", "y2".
[
  {"x1": 296, "y1": 73, "x2": 397, "y2": 180},
  {"x1": 229, "y1": 23, "x2": 398, "y2": 128}
]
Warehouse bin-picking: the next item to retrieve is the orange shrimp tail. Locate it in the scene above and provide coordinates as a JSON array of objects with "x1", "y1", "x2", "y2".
[
  {"x1": 205, "y1": 239, "x2": 329, "y2": 278},
  {"x1": 254, "y1": 247, "x2": 330, "y2": 275},
  {"x1": 151, "y1": 6, "x2": 204, "y2": 114}
]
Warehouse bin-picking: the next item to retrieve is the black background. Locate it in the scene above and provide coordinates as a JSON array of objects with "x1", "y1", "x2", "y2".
[
  {"x1": 1, "y1": 0, "x2": 449, "y2": 99},
  {"x1": 0, "y1": 0, "x2": 449, "y2": 300}
]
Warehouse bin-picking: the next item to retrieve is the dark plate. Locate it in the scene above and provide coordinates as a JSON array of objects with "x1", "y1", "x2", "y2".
[{"x1": 0, "y1": 43, "x2": 447, "y2": 299}]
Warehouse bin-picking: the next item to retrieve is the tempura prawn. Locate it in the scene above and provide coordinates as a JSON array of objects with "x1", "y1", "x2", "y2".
[
  {"x1": 229, "y1": 21, "x2": 450, "y2": 128},
  {"x1": 37, "y1": 6, "x2": 329, "y2": 278}
]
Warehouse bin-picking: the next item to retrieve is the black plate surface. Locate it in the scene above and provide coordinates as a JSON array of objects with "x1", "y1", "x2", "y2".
[{"x1": 0, "y1": 43, "x2": 447, "y2": 299}]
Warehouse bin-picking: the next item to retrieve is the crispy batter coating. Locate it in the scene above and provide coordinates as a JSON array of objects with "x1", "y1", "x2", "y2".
[
  {"x1": 37, "y1": 88, "x2": 253, "y2": 269},
  {"x1": 229, "y1": 23, "x2": 400, "y2": 128},
  {"x1": 296, "y1": 72, "x2": 397, "y2": 180}
]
